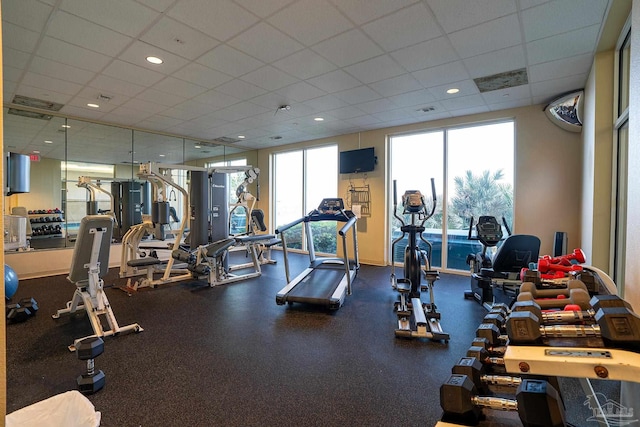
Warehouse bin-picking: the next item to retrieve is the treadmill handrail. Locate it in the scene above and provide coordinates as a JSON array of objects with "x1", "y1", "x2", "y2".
[
  {"x1": 276, "y1": 216, "x2": 305, "y2": 234},
  {"x1": 339, "y1": 216, "x2": 357, "y2": 236}
]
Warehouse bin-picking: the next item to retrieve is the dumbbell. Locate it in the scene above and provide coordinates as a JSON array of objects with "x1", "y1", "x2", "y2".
[
  {"x1": 471, "y1": 337, "x2": 507, "y2": 356},
  {"x1": 506, "y1": 306, "x2": 640, "y2": 351},
  {"x1": 518, "y1": 286, "x2": 592, "y2": 310},
  {"x1": 6, "y1": 303, "x2": 33, "y2": 323},
  {"x1": 540, "y1": 248, "x2": 586, "y2": 266},
  {"x1": 512, "y1": 295, "x2": 631, "y2": 325},
  {"x1": 467, "y1": 345, "x2": 505, "y2": 374},
  {"x1": 453, "y1": 356, "x2": 523, "y2": 394},
  {"x1": 76, "y1": 337, "x2": 105, "y2": 394},
  {"x1": 476, "y1": 323, "x2": 508, "y2": 347},
  {"x1": 537, "y1": 258, "x2": 583, "y2": 274},
  {"x1": 440, "y1": 374, "x2": 566, "y2": 427}
]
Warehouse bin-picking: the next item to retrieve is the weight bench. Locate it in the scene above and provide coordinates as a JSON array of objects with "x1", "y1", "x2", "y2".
[
  {"x1": 124, "y1": 256, "x2": 163, "y2": 292},
  {"x1": 53, "y1": 215, "x2": 143, "y2": 351}
]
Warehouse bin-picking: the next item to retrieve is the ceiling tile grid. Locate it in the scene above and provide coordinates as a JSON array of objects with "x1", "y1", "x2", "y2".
[{"x1": 1, "y1": 0, "x2": 614, "y2": 155}]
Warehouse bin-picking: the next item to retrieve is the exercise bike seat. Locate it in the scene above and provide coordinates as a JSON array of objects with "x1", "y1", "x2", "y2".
[{"x1": 476, "y1": 234, "x2": 540, "y2": 279}]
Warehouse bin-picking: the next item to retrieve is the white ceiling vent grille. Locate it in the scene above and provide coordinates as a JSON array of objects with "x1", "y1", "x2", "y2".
[{"x1": 473, "y1": 68, "x2": 528, "y2": 93}]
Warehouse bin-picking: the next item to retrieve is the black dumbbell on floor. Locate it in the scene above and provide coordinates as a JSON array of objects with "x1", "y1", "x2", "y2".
[
  {"x1": 453, "y1": 356, "x2": 524, "y2": 395},
  {"x1": 76, "y1": 337, "x2": 106, "y2": 394},
  {"x1": 512, "y1": 294, "x2": 631, "y2": 325},
  {"x1": 440, "y1": 374, "x2": 566, "y2": 427},
  {"x1": 506, "y1": 306, "x2": 640, "y2": 351}
]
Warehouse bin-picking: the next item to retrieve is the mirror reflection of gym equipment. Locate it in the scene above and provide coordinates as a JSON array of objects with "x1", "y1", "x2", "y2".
[{"x1": 120, "y1": 162, "x2": 277, "y2": 291}]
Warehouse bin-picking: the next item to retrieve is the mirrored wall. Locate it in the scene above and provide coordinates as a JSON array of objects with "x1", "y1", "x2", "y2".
[{"x1": 4, "y1": 107, "x2": 251, "y2": 250}]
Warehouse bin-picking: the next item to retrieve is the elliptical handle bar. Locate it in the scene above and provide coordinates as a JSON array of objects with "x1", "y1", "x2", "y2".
[
  {"x1": 420, "y1": 178, "x2": 437, "y2": 227},
  {"x1": 392, "y1": 180, "x2": 405, "y2": 226},
  {"x1": 275, "y1": 216, "x2": 305, "y2": 235},
  {"x1": 502, "y1": 217, "x2": 512, "y2": 236},
  {"x1": 468, "y1": 216, "x2": 475, "y2": 240}
]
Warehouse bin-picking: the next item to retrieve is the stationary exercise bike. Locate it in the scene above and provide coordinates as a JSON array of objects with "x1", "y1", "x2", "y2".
[{"x1": 390, "y1": 179, "x2": 449, "y2": 342}]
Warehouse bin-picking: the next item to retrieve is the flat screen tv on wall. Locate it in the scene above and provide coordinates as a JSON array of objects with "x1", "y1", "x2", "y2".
[{"x1": 339, "y1": 147, "x2": 376, "y2": 174}]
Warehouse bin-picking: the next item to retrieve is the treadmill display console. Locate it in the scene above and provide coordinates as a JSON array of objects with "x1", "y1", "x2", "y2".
[{"x1": 318, "y1": 198, "x2": 345, "y2": 213}]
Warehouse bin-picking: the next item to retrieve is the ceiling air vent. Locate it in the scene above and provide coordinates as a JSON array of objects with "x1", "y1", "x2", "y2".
[
  {"x1": 7, "y1": 108, "x2": 52, "y2": 120},
  {"x1": 473, "y1": 68, "x2": 528, "y2": 93},
  {"x1": 213, "y1": 136, "x2": 241, "y2": 144},
  {"x1": 12, "y1": 95, "x2": 64, "y2": 111}
]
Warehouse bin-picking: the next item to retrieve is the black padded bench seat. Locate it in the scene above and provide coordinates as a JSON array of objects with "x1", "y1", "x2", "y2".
[
  {"x1": 127, "y1": 257, "x2": 163, "y2": 267},
  {"x1": 235, "y1": 234, "x2": 278, "y2": 244}
]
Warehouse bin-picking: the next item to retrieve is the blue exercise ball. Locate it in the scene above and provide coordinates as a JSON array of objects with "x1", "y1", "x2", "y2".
[{"x1": 5, "y1": 264, "x2": 19, "y2": 300}]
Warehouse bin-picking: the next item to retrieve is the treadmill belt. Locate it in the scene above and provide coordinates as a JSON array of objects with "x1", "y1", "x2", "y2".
[{"x1": 287, "y1": 268, "x2": 345, "y2": 305}]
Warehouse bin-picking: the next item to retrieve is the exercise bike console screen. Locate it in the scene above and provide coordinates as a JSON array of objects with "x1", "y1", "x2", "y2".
[{"x1": 476, "y1": 216, "x2": 503, "y2": 246}]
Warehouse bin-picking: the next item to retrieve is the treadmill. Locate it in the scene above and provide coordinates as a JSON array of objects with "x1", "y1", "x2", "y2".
[{"x1": 276, "y1": 198, "x2": 359, "y2": 310}]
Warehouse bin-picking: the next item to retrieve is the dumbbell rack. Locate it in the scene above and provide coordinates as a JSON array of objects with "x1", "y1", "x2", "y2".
[{"x1": 28, "y1": 209, "x2": 65, "y2": 239}]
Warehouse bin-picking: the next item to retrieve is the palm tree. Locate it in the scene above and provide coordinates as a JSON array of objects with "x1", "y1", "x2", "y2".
[{"x1": 449, "y1": 170, "x2": 513, "y2": 230}]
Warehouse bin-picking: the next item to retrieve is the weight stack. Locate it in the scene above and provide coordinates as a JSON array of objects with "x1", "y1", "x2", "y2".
[{"x1": 189, "y1": 170, "x2": 209, "y2": 248}]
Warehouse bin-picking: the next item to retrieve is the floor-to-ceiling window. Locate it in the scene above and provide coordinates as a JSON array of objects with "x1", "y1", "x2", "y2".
[
  {"x1": 612, "y1": 18, "x2": 631, "y2": 293},
  {"x1": 273, "y1": 145, "x2": 338, "y2": 252},
  {"x1": 390, "y1": 120, "x2": 514, "y2": 272}
]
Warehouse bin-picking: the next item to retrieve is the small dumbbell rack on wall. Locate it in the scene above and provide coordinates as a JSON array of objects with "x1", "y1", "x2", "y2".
[{"x1": 28, "y1": 209, "x2": 64, "y2": 239}]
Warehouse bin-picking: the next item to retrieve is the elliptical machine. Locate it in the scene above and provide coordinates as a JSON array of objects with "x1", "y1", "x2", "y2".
[{"x1": 390, "y1": 179, "x2": 449, "y2": 342}]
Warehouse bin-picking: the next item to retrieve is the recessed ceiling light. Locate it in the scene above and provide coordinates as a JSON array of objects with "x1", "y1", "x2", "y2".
[
  {"x1": 237, "y1": 135, "x2": 245, "y2": 139},
  {"x1": 314, "y1": 117, "x2": 324, "y2": 121},
  {"x1": 194, "y1": 145, "x2": 201, "y2": 149},
  {"x1": 146, "y1": 56, "x2": 163, "y2": 64},
  {"x1": 87, "y1": 103, "x2": 99, "y2": 108},
  {"x1": 61, "y1": 124, "x2": 71, "y2": 128},
  {"x1": 44, "y1": 140, "x2": 53, "y2": 144},
  {"x1": 159, "y1": 154, "x2": 165, "y2": 157},
  {"x1": 446, "y1": 88, "x2": 459, "y2": 94},
  {"x1": 33, "y1": 150, "x2": 40, "y2": 154}
]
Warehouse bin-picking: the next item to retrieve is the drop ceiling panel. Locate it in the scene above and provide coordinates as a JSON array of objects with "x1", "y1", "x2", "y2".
[
  {"x1": 268, "y1": 0, "x2": 352, "y2": 46},
  {"x1": 103, "y1": 60, "x2": 165, "y2": 88},
  {"x1": 448, "y1": 14, "x2": 522, "y2": 59},
  {"x1": 528, "y1": 53, "x2": 593, "y2": 85},
  {"x1": 153, "y1": 76, "x2": 209, "y2": 98},
  {"x1": 88, "y1": 75, "x2": 147, "y2": 98},
  {"x1": 35, "y1": 37, "x2": 112, "y2": 72},
  {"x1": 521, "y1": 0, "x2": 609, "y2": 42},
  {"x1": 118, "y1": 41, "x2": 190, "y2": 74},
  {"x1": 272, "y1": 49, "x2": 337, "y2": 80},
  {"x1": 387, "y1": 90, "x2": 438, "y2": 108},
  {"x1": 29, "y1": 56, "x2": 96, "y2": 85},
  {"x1": 390, "y1": 37, "x2": 458, "y2": 72},
  {"x1": 228, "y1": 23, "x2": 304, "y2": 63},
  {"x1": 526, "y1": 25, "x2": 600, "y2": 65},
  {"x1": 413, "y1": 61, "x2": 470, "y2": 89},
  {"x1": 331, "y1": 0, "x2": 420, "y2": 25},
  {"x1": 307, "y1": 69, "x2": 361, "y2": 93},
  {"x1": 215, "y1": 79, "x2": 268, "y2": 101},
  {"x1": 59, "y1": 0, "x2": 159, "y2": 37},
  {"x1": 21, "y1": 72, "x2": 83, "y2": 96},
  {"x1": 47, "y1": 11, "x2": 133, "y2": 57},
  {"x1": 333, "y1": 85, "x2": 382, "y2": 105},
  {"x1": 369, "y1": 74, "x2": 423, "y2": 97},
  {"x1": 275, "y1": 81, "x2": 326, "y2": 103},
  {"x1": 136, "y1": 0, "x2": 175, "y2": 13},
  {"x1": 344, "y1": 55, "x2": 406, "y2": 84},
  {"x1": 233, "y1": 0, "x2": 297, "y2": 18},
  {"x1": 3, "y1": 22, "x2": 40, "y2": 53},
  {"x1": 2, "y1": 0, "x2": 53, "y2": 32},
  {"x1": 463, "y1": 45, "x2": 527, "y2": 79},
  {"x1": 196, "y1": 44, "x2": 264, "y2": 77},
  {"x1": 172, "y1": 63, "x2": 233, "y2": 90},
  {"x1": 312, "y1": 29, "x2": 383, "y2": 68},
  {"x1": 167, "y1": 0, "x2": 259, "y2": 42},
  {"x1": 140, "y1": 16, "x2": 220, "y2": 60},
  {"x1": 362, "y1": 3, "x2": 442, "y2": 51},
  {"x1": 426, "y1": 0, "x2": 517, "y2": 33},
  {"x1": 427, "y1": 79, "x2": 480, "y2": 101},
  {"x1": 240, "y1": 65, "x2": 299, "y2": 92}
]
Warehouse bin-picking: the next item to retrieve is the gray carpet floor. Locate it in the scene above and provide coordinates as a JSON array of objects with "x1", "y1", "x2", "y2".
[{"x1": 5, "y1": 251, "x2": 621, "y2": 426}]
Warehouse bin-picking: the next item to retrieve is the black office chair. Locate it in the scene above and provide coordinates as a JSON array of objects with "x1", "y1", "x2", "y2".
[{"x1": 473, "y1": 234, "x2": 541, "y2": 309}]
